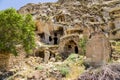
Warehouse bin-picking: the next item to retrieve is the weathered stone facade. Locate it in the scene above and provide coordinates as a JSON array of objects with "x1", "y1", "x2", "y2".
[
  {"x1": 18, "y1": 0, "x2": 120, "y2": 62},
  {"x1": 59, "y1": 34, "x2": 80, "y2": 59},
  {"x1": 85, "y1": 32, "x2": 111, "y2": 67}
]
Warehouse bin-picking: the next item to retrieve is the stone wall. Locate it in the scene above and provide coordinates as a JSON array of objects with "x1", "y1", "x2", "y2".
[{"x1": 85, "y1": 32, "x2": 111, "y2": 67}]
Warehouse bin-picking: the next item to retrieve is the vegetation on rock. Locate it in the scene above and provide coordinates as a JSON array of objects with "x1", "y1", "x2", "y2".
[{"x1": 79, "y1": 37, "x2": 87, "y2": 55}]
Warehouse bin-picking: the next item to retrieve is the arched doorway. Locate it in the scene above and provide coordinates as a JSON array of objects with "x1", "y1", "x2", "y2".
[
  {"x1": 62, "y1": 40, "x2": 78, "y2": 59},
  {"x1": 64, "y1": 40, "x2": 76, "y2": 51}
]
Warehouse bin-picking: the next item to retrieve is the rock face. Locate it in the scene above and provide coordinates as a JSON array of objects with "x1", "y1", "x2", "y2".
[
  {"x1": 18, "y1": 0, "x2": 120, "y2": 40},
  {"x1": 57, "y1": 0, "x2": 77, "y2": 4},
  {"x1": 18, "y1": 0, "x2": 120, "y2": 41},
  {"x1": 17, "y1": 0, "x2": 120, "y2": 63},
  {"x1": 85, "y1": 32, "x2": 111, "y2": 67}
]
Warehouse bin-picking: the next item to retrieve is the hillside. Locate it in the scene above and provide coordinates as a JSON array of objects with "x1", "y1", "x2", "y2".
[{"x1": 0, "y1": 0, "x2": 120, "y2": 80}]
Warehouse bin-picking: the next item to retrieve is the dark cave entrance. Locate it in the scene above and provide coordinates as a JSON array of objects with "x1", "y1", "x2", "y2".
[
  {"x1": 35, "y1": 51, "x2": 44, "y2": 58},
  {"x1": 49, "y1": 36, "x2": 52, "y2": 42},
  {"x1": 38, "y1": 32, "x2": 45, "y2": 39},
  {"x1": 74, "y1": 46, "x2": 78, "y2": 53},
  {"x1": 53, "y1": 33, "x2": 58, "y2": 45},
  {"x1": 53, "y1": 37, "x2": 58, "y2": 44}
]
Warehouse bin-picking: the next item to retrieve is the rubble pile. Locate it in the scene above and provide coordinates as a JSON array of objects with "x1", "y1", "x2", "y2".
[
  {"x1": 78, "y1": 63, "x2": 120, "y2": 80},
  {"x1": 6, "y1": 54, "x2": 85, "y2": 80}
]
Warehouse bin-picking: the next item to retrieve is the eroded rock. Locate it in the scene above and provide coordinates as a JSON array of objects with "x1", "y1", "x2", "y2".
[{"x1": 85, "y1": 32, "x2": 112, "y2": 68}]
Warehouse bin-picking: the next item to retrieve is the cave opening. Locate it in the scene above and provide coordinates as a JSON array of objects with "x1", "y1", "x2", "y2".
[{"x1": 75, "y1": 46, "x2": 78, "y2": 53}]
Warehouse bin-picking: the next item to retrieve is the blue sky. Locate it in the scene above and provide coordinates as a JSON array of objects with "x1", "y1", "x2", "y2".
[{"x1": 0, "y1": 0, "x2": 57, "y2": 10}]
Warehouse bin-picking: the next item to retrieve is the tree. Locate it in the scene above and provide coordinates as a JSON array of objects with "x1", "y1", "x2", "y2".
[{"x1": 0, "y1": 8, "x2": 35, "y2": 55}]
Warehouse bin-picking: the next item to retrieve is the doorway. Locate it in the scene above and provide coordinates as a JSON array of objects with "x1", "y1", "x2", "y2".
[
  {"x1": 53, "y1": 37, "x2": 58, "y2": 44},
  {"x1": 74, "y1": 46, "x2": 78, "y2": 53},
  {"x1": 53, "y1": 33, "x2": 58, "y2": 45},
  {"x1": 49, "y1": 36, "x2": 52, "y2": 42}
]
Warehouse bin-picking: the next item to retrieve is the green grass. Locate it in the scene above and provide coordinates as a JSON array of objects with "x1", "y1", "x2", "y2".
[
  {"x1": 36, "y1": 65, "x2": 44, "y2": 70},
  {"x1": 58, "y1": 66, "x2": 70, "y2": 77}
]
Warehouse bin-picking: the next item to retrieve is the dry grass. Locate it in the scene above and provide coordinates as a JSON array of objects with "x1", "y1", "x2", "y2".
[
  {"x1": 65, "y1": 64, "x2": 85, "y2": 80},
  {"x1": 63, "y1": 54, "x2": 85, "y2": 80}
]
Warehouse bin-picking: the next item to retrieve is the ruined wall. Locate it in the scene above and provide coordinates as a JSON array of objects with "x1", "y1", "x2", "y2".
[
  {"x1": 59, "y1": 34, "x2": 80, "y2": 59},
  {"x1": 85, "y1": 32, "x2": 111, "y2": 67}
]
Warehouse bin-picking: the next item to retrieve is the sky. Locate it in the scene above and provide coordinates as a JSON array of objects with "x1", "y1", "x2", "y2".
[{"x1": 0, "y1": 0, "x2": 57, "y2": 10}]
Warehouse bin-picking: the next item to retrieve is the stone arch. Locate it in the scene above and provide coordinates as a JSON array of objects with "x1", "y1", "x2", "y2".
[
  {"x1": 64, "y1": 40, "x2": 79, "y2": 53},
  {"x1": 59, "y1": 34, "x2": 80, "y2": 59}
]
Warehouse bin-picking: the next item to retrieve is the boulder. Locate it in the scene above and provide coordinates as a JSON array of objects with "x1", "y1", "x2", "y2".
[{"x1": 85, "y1": 32, "x2": 111, "y2": 67}]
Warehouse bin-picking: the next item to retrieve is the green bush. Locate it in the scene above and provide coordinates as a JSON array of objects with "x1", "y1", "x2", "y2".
[{"x1": 0, "y1": 8, "x2": 35, "y2": 55}]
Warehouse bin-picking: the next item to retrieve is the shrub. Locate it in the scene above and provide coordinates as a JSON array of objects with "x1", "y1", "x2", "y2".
[
  {"x1": 36, "y1": 65, "x2": 44, "y2": 70},
  {"x1": 79, "y1": 37, "x2": 87, "y2": 55},
  {"x1": 65, "y1": 53, "x2": 79, "y2": 62},
  {"x1": 0, "y1": 8, "x2": 35, "y2": 55},
  {"x1": 58, "y1": 65, "x2": 69, "y2": 77}
]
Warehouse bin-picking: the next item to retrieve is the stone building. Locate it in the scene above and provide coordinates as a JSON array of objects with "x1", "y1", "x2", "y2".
[{"x1": 35, "y1": 20, "x2": 64, "y2": 45}]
